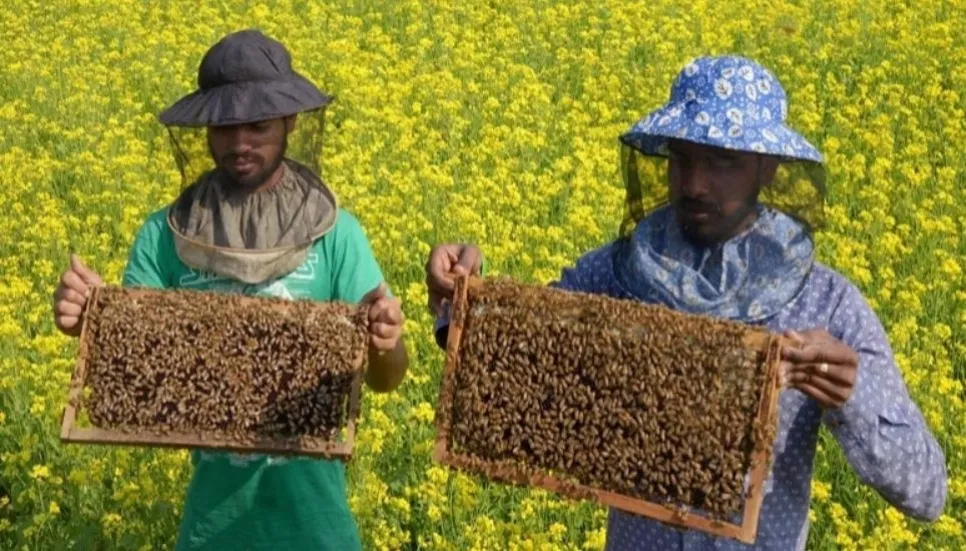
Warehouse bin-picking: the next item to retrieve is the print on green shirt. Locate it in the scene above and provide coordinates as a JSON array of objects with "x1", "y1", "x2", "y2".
[{"x1": 121, "y1": 207, "x2": 385, "y2": 551}]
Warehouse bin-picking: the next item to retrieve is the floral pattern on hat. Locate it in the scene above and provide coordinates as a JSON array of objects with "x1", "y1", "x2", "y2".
[{"x1": 620, "y1": 55, "x2": 823, "y2": 164}]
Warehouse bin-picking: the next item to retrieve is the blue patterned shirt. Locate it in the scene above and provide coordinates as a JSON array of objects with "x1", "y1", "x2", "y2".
[
  {"x1": 554, "y1": 242, "x2": 948, "y2": 550},
  {"x1": 433, "y1": 236, "x2": 947, "y2": 550}
]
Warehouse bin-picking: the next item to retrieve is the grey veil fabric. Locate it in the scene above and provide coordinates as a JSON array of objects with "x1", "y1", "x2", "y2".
[{"x1": 166, "y1": 159, "x2": 338, "y2": 284}]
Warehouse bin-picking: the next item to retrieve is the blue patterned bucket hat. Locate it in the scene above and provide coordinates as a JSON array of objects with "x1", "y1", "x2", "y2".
[
  {"x1": 621, "y1": 55, "x2": 821, "y2": 162},
  {"x1": 617, "y1": 55, "x2": 826, "y2": 236}
]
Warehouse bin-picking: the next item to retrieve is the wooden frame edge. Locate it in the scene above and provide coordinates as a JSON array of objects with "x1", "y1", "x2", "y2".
[
  {"x1": 61, "y1": 427, "x2": 353, "y2": 459},
  {"x1": 735, "y1": 334, "x2": 783, "y2": 543},
  {"x1": 433, "y1": 274, "x2": 470, "y2": 462},
  {"x1": 59, "y1": 286, "x2": 364, "y2": 461},
  {"x1": 432, "y1": 275, "x2": 785, "y2": 545}
]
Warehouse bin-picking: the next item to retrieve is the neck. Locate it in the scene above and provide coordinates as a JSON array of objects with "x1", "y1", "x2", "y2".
[
  {"x1": 728, "y1": 205, "x2": 761, "y2": 238},
  {"x1": 253, "y1": 162, "x2": 287, "y2": 193}
]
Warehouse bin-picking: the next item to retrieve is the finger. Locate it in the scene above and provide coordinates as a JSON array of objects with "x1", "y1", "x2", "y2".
[
  {"x1": 785, "y1": 361, "x2": 856, "y2": 386},
  {"x1": 380, "y1": 300, "x2": 403, "y2": 325},
  {"x1": 792, "y1": 381, "x2": 842, "y2": 409},
  {"x1": 778, "y1": 360, "x2": 794, "y2": 387},
  {"x1": 370, "y1": 322, "x2": 401, "y2": 340},
  {"x1": 55, "y1": 315, "x2": 80, "y2": 331},
  {"x1": 55, "y1": 301, "x2": 84, "y2": 317},
  {"x1": 784, "y1": 330, "x2": 806, "y2": 347},
  {"x1": 369, "y1": 335, "x2": 398, "y2": 351},
  {"x1": 454, "y1": 245, "x2": 482, "y2": 276},
  {"x1": 782, "y1": 344, "x2": 857, "y2": 369},
  {"x1": 786, "y1": 368, "x2": 852, "y2": 401},
  {"x1": 428, "y1": 246, "x2": 459, "y2": 284},
  {"x1": 786, "y1": 328, "x2": 833, "y2": 340},
  {"x1": 367, "y1": 298, "x2": 391, "y2": 321},
  {"x1": 70, "y1": 254, "x2": 103, "y2": 287},
  {"x1": 55, "y1": 287, "x2": 87, "y2": 307},
  {"x1": 427, "y1": 260, "x2": 460, "y2": 300},
  {"x1": 60, "y1": 271, "x2": 90, "y2": 295}
]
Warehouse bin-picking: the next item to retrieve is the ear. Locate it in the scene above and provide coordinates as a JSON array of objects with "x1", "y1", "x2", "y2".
[{"x1": 285, "y1": 115, "x2": 298, "y2": 133}]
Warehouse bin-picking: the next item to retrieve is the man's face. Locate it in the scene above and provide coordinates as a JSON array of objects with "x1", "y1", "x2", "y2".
[
  {"x1": 207, "y1": 117, "x2": 293, "y2": 188},
  {"x1": 666, "y1": 139, "x2": 777, "y2": 245}
]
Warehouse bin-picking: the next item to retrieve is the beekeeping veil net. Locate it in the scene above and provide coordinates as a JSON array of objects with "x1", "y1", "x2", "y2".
[
  {"x1": 617, "y1": 55, "x2": 826, "y2": 238},
  {"x1": 157, "y1": 29, "x2": 337, "y2": 284}
]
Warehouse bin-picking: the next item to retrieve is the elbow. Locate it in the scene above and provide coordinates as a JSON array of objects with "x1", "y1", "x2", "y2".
[
  {"x1": 906, "y1": 475, "x2": 948, "y2": 524},
  {"x1": 887, "y1": 460, "x2": 949, "y2": 524},
  {"x1": 364, "y1": 341, "x2": 409, "y2": 393}
]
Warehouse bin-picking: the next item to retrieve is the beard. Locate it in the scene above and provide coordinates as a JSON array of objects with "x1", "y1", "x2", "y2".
[
  {"x1": 210, "y1": 133, "x2": 288, "y2": 190},
  {"x1": 674, "y1": 196, "x2": 759, "y2": 246}
]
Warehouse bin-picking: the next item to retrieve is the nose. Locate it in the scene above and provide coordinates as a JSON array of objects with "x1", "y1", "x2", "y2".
[
  {"x1": 677, "y1": 162, "x2": 712, "y2": 199},
  {"x1": 216, "y1": 125, "x2": 254, "y2": 156},
  {"x1": 228, "y1": 129, "x2": 254, "y2": 155}
]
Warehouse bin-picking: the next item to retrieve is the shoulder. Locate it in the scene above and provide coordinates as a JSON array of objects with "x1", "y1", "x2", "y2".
[
  {"x1": 139, "y1": 207, "x2": 171, "y2": 234},
  {"x1": 806, "y1": 262, "x2": 868, "y2": 310},
  {"x1": 319, "y1": 208, "x2": 369, "y2": 245},
  {"x1": 576, "y1": 239, "x2": 621, "y2": 265},
  {"x1": 130, "y1": 207, "x2": 174, "y2": 247},
  {"x1": 555, "y1": 238, "x2": 622, "y2": 293},
  {"x1": 314, "y1": 208, "x2": 382, "y2": 275},
  {"x1": 806, "y1": 262, "x2": 884, "y2": 340}
]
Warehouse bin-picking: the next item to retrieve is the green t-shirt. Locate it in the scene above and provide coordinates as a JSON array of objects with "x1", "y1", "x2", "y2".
[{"x1": 122, "y1": 207, "x2": 385, "y2": 551}]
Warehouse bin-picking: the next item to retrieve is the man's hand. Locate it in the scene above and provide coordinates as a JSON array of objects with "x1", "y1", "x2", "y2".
[
  {"x1": 359, "y1": 282, "x2": 408, "y2": 393},
  {"x1": 360, "y1": 282, "x2": 404, "y2": 353},
  {"x1": 780, "y1": 329, "x2": 859, "y2": 409},
  {"x1": 425, "y1": 244, "x2": 483, "y2": 316},
  {"x1": 52, "y1": 254, "x2": 103, "y2": 337}
]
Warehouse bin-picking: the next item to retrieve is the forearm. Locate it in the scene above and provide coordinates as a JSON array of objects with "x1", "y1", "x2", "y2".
[
  {"x1": 825, "y1": 375, "x2": 947, "y2": 521},
  {"x1": 365, "y1": 338, "x2": 409, "y2": 392}
]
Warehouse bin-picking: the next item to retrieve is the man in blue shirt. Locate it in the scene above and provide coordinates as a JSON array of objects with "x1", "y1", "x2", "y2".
[{"x1": 425, "y1": 55, "x2": 947, "y2": 550}]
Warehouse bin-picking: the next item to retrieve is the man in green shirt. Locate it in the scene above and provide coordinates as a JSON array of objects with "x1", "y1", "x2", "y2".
[{"x1": 51, "y1": 29, "x2": 408, "y2": 550}]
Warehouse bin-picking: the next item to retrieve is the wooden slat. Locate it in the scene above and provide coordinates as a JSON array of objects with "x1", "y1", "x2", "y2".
[
  {"x1": 736, "y1": 334, "x2": 783, "y2": 543},
  {"x1": 434, "y1": 274, "x2": 783, "y2": 544},
  {"x1": 62, "y1": 427, "x2": 350, "y2": 459},
  {"x1": 433, "y1": 275, "x2": 470, "y2": 462}
]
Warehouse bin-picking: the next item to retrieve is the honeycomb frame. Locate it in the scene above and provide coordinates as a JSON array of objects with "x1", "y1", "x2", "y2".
[
  {"x1": 60, "y1": 286, "x2": 368, "y2": 461},
  {"x1": 433, "y1": 275, "x2": 782, "y2": 544}
]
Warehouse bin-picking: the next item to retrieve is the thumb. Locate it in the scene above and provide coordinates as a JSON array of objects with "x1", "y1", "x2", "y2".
[
  {"x1": 71, "y1": 254, "x2": 102, "y2": 286},
  {"x1": 360, "y1": 281, "x2": 388, "y2": 305},
  {"x1": 782, "y1": 330, "x2": 806, "y2": 353},
  {"x1": 455, "y1": 250, "x2": 479, "y2": 275}
]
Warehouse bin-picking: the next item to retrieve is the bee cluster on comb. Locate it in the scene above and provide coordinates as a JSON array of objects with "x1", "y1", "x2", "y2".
[
  {"x1": 434, "y1": 277, "x2": 781, "y2": 542},
  {"x1": 61, "y1": 286, "x2": 369, "y2": 458}
]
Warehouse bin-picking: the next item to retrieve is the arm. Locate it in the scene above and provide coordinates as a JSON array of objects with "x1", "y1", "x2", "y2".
[
  {"x1": 53, "y1": 214, "x2": 171, "y2": 337},
  {"x1": 331, "y1": 211, "x2": 408, "y2": 393},
  {"x1": 821, "y1": 285, "x2": 947, "y2": 521},
  {"x1": 358, "y1": 283, "x2": 409, "y2": 393}
]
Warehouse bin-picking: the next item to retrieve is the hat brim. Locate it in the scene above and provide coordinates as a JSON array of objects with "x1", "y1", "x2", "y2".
[
  {"x1": 158, "y1": 74, "x2": 333, "y2": 127},
  {"x1": 619, "y1": 101, "x2": 823, "y2": 164}
]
